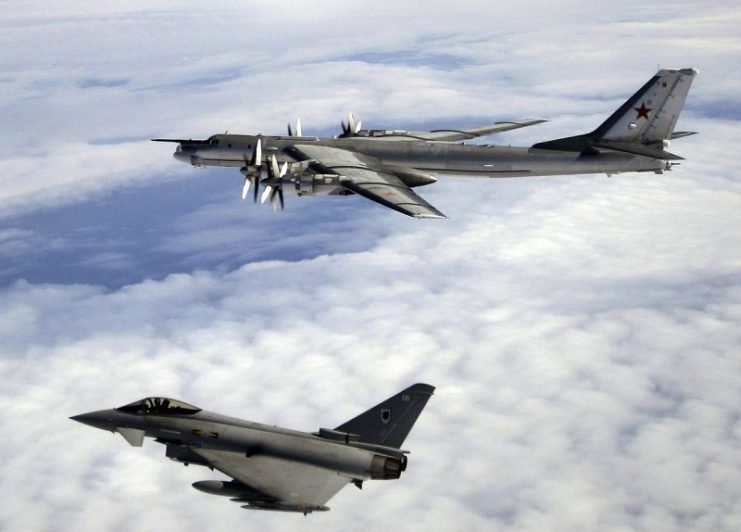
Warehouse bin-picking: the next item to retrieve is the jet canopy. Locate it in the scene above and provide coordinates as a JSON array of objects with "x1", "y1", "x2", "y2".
[{"x1": 116, "y1": 397, "x2": 201, "y2": 416}]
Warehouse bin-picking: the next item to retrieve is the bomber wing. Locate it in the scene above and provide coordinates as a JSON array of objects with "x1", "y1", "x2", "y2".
[
  {"x1": 287, "y1": 144, "x2": 446, "y2": 219},
  {"x1": 192, "y1": 448, "x2": 351, "y2": 513},
  {"x1": 416, "y1": 118, "x2": 547, "y2": 141},
  {"x1": 351, "y1": 118, "x2": 546, "y2": 141}
]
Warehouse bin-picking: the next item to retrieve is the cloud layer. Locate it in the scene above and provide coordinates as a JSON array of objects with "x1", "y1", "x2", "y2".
[{"x1": 1, "y1": 2, "x2": 740, "y2": 531}]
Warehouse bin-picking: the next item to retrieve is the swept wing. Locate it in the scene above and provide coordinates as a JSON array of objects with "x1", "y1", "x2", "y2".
[
  {"x1": 288, "y1": 144, "x2": 446, "y2": 219},
  {"x1": 192, "y1": 448, "x2": 350, "y2": 513},
  {"x1": 350, "y1": 118, "x2": 546, "y2": 141},
  {"x1": 415, "y1": 118, "x2": 547, "y2": 141}
]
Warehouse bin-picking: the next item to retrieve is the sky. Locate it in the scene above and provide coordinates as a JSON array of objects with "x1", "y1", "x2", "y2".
[{"x1": 1, "y1": 1, "x2": 740, "y2": 531}]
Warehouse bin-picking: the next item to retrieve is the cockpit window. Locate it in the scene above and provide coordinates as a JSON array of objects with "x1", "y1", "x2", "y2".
[{"x1": 116, "y1": 397, "x2": 201, "y2": 416}]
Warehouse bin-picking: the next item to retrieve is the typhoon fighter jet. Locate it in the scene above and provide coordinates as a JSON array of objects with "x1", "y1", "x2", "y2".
[
  {"x1": 153, "y1": 68, "x2": 697, "y2": 219},
  {"x1": 71, "y1": 383, "x2": 434, "y2": 514}
]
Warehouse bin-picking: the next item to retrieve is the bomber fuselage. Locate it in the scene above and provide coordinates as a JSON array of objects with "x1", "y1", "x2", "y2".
[{"x1": 174, "y1": 133, "x2": 667, "y2": 178}]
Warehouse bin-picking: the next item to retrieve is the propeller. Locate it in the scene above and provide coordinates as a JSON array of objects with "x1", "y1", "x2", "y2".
[
  {"x1": 240, "y1": 137, "x2": 262, "y2": 202},
  {"x1": 287, "y1": 118, "x2": 302, "y2": 137},
  {"x1": 260, "y1": 154, "x2": 287, "y2": 211},
  {"x1": 340, "y1": 111, "x2": 362, "y2": 137}
]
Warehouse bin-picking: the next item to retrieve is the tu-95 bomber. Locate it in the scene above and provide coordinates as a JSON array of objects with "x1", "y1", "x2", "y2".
[{"x1": 153, "y1": 68, "x2": 698, "y2": 218}]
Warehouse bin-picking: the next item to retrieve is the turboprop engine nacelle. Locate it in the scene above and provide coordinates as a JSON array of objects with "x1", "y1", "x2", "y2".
[
  {"x1": 387, "y1": 166, "x2": 438, "y2": 188},
  {"x1": 295, "y1": 174, "x2": 348, "y2": 196}
]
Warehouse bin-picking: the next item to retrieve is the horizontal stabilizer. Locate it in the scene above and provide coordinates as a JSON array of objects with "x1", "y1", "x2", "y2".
[
  {"x1": 593, "y1": 140, "x2": 684, "y2": 160},
  {"x1": 532, "y1": 134, "x2": 591, "y2": 153},
  {"x1": 670, "y1": 131, "x2": 698, "y2": 140}
]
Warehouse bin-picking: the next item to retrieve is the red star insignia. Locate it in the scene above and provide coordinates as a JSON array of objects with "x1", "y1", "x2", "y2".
[{"x1": 634, "y1": 102, "x2": 651, "y2": 120}]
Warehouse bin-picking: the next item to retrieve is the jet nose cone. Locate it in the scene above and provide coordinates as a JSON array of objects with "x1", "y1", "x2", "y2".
[{"x1": 70, "y1": 410, "x2": 114, "y2": 431}]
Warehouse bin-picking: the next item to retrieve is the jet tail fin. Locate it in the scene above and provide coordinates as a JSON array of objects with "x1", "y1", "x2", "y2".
[
  {"x1": 334, "y1": 383, "x2": 434, "y2": 449},
  {"x1": 533, "y1": 68, "x2": 698, "y2": 157}
]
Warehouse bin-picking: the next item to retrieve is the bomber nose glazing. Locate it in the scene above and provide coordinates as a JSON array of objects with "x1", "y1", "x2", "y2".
[{"x1": 172, "y1": 145, "x2": 193, "y2": 164}]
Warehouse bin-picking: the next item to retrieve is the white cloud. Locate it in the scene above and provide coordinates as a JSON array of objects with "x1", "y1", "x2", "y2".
[
  {"x1": 2, "y1": 164, "x2": 740, "y2": 529},
  {"x1": 1, "y1": 1, "x2": 741, "y2": 531}
]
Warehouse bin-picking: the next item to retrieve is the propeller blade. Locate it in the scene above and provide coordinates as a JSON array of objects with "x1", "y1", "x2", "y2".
[
  {"x1": 287, "y1": 118, "x2": 302, "y2": 137},
  {"x1": 355, "y1": 120, "x2": 362, "y2": 133},
  {"x1": 271, "y1": 190, "x2": 280, "y2": 212},
  {"x1": 253, "y1": 138, "x2": 262, "y2": 165},
  {"x1": 255, "y1": 166, "x2": 266, "y2": 203},
  {"x1": 278, "y1": 186, "x2": 285, "y2": 210},
  {"x1": 240, "y1": 155, "x2": 252, "y2": 199},
  {"x1": 261, "y1": 185, "x2": 273, "y2": 204},
  {"x1": 270, "y1": 154, "x2": 280, "y2": 177},
  {"x1": 279, "y1": 161, "x2": 288, "y2": 177},
  {"x1": 348, "y1": 112, "x2": 356, "y2": 134}
]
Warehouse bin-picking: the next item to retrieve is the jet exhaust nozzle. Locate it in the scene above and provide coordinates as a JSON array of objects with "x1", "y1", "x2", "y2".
[{"x1": 369, "y1": 454, "x2": 406, "y2": 479}]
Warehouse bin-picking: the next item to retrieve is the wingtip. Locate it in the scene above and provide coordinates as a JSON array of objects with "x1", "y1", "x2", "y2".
[{"x1": 413, "y1": 213, "x2": 447, "y2": 219}]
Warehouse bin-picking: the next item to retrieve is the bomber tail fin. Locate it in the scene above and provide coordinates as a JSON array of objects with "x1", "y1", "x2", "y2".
[
  {"x1": 533, "y1": 68, "x2": 698, "y2": 160},
  {"x1": 334, "y1": 383, "x2": 434, "y2": 449}
]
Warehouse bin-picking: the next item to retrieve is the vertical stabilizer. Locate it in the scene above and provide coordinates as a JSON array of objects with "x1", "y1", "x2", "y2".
[
  {"x1": 594, "y1": 68, "x2": 698, "y2": 143},
  {"x1": 533, "y1": 69, "x2": 698, "y2": 158},
  {"x1": 334, "y1": 383, "x2": 434, "y2": 449}
]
